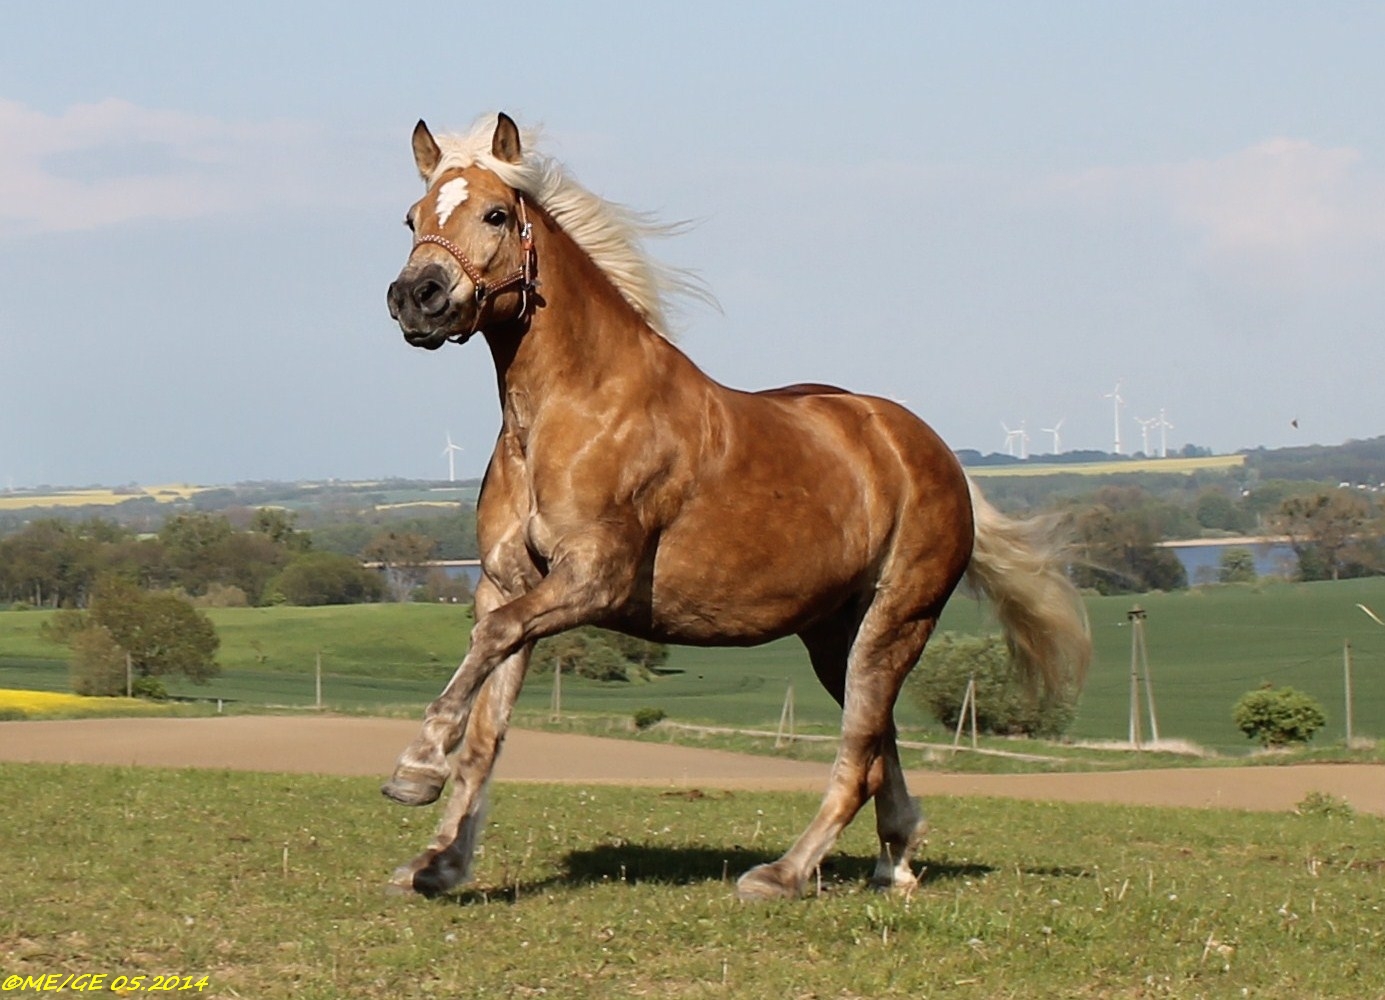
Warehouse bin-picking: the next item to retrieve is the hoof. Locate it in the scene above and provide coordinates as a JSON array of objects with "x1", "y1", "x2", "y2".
[
  {"x1": 384, "y1": 863, "x2": 423, "y2": 897},
  {"x1": 869, "y1": 871, "x2": 920, "y2": 895},
  {"x1": 381, "y1": 766, "x2": 446, "y2": 806},
  {"x1": 736, "y1": 863, "x2": 802, "y2": 901},
  {"x1": 386, "y1": 862, "x2": 454, "y2": 899}
]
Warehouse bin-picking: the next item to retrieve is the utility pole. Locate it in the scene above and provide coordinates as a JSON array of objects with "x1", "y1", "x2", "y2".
[
  {"x1": 774, "y1": 682, "x2": 796, "y2": 748},
  {"x1": 1343, "y1": 639, "x2": 1354, "y2": 746},
  {"x1": 951, "y1": 675, "x2": 979, "y2": 756},
  {"x1": 1128, "y1": 606, "x2": 1159, "y2": 747}
]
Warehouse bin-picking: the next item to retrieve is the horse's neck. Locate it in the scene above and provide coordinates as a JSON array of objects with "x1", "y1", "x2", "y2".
[{"x1": 485, "y1": 219, "x2": 679, "y2": 407}]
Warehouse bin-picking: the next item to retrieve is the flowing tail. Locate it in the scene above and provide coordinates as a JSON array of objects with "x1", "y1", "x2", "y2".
[{"x1": 964, "y1": 477, "x2": 1091, "y2": 697}]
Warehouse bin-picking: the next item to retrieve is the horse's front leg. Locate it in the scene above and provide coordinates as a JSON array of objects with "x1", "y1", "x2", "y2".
[
  {"x1": 389, "y1": 638, "x2": 531, "y2": 895},
  {"x1": 382, "y1": 533, "x2": 638, "y2": 807}
]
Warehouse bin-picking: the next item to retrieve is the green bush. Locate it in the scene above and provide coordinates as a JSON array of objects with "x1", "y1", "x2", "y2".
[
  {"x1": 1232, "y1": 685, "x2": 1326, "y2": 747},
  {"x1": 1218, "y1": 547, "x2": 1258, "y2": 584},
  {"x1": 533, "y1": 626, "x2": 668, "y2": 683},
  {"x1": 907, "y1": 632, "x2": 1077, "y2": 738},
  {"x1": 68, "y1": 626, "x2": 128, "y2": 697},
  {"x1": 633, "y1": 707, "x2": 667, "y2": 730}
]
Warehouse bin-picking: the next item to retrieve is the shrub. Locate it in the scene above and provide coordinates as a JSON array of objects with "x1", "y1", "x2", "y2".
[
  {"x1": 193, "y1": 583, "x2": 250, "y2": 608},
  {"x1": 908, "y1": 632, "x2": 1077, "y2": 739},
  {"x1": 1218, "y1": 547, "x2": 1258, "y2": 584},
  {"x1": 69, "y1": 626, "x2": 128, "y2": 697},
  {"x1": 633, "y1": 707, "x2": 667, "y2": 730},
  {"x1": 1232, "y1": 685, "x2": 1326, "y2": 747},
  {"x1": 130, "y1": 675, "x2": 169, "y2": 700},
  {"x1": 533, "y1": 626, "x2": 668, "y2": 683}
]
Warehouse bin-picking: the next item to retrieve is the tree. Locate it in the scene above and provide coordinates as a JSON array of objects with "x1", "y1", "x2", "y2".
[
  {"x1": 49, "y1": 578, "x2": 221, "y2": 694},
  {"x1": 1273, "y1": 490, "x2": 1381, "y2": 581},
  {"x1": 1218, "y1": 547, "x2": 1258, "y2": 584},
  {"x1": 1196, "y1": 490, "x2": 1250, "y2": 533},
  {"x1": 1232, "y1": 685, "x2": 1326, "y2": 748},
  {"x1": 1068, "y1": 491, "x2": 1189, "y2": 595},
  {"x1": 363, "y1": 530, "x2": 437, "y2": 602},
  {"x1": 907, "y1": 632, "x2": 1077, "y2": 739},
  {"x1": 0, "y1": 519, "x2": 98, "y2": 607},
  {"x1": 251, "y1": 508, "x2": 312, "y2": 553},
  {"x1": 269, "y1": 552, "x2": 384, "y2": 606}
]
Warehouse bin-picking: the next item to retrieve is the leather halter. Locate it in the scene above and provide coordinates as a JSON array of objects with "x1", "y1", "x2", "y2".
[{"x1": 411, "y1": 194, "x2": 538, "y2": 342}]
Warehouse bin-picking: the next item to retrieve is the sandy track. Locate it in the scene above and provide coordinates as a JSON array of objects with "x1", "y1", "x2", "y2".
[{"x1": 1, "y1": 715, "x2": 1382, "y2": 816}]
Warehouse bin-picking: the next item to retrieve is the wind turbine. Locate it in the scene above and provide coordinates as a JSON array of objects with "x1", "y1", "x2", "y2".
[
  {"x1": 1102, "y1": 380, "x2": 1125, "y2": 455},
  {"x1": 1154, "y1": 409, "x2": 1174, "y2": 458},
  {"x1": 1001, "y1": 421, "x2": 1020, "y2": 457},
  {"x1": 1000, "y1": 421, "x2": 1028, "y2": 459},
  {"x1": 1135, "y1": 416, "x2": 1158, "y2": 457},
  {"x1": 441, "y1": 432, "x2": 463, "y2": 482},
  {"x1": 1041, "y1": 417, "x2": 1065, "y2": 455}
]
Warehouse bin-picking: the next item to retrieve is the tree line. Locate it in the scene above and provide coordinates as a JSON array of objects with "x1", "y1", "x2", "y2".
[
  {"x1": 2, "y1": 476, "x2": 1382, "y2": 611},
  {"x1": 0, "y1": 509, "x2": 473, "y2": 609}
]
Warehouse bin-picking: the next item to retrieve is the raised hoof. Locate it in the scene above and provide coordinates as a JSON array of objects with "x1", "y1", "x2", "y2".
[
  {"x1": 735, "y1": 863, "x2": 802, "y2": 902},
  {"x1": 380, "y1": 767, "x2": 446, "y2": 806}
]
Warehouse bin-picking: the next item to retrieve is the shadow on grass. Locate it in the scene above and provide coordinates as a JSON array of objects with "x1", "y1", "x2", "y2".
[{"x1": 430, "y1": 841, "x2": 1086, "y2": 906}]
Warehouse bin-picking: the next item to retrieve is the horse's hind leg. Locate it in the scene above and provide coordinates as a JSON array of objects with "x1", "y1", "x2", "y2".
[
  {"x1": 737, "y1": 612, "x2": 936, "y2": 901},
  {"x1": 869, "y1": 730, "x2": 927, "y2": 891},
  {"x1": 790, "y1": 615, "x2": 928, "y2": 894}
]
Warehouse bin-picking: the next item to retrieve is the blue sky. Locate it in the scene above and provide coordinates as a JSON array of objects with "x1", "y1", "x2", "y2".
[{"x1": 2, "y1": 2, "x2": 1383, "y2": 486}]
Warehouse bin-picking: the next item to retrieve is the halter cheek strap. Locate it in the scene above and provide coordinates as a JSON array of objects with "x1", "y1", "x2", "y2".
[{"x1": 411, "y1": 195, "x2": 538, "y2": 341}]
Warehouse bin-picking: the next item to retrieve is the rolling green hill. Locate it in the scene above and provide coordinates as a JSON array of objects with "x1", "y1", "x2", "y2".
[{"x1": 4, "y1": 577, "x2": 1385, "y2": 753}]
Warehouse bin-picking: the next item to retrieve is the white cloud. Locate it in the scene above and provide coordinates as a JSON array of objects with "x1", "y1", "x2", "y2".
[
  {"x1": 0, "y1": 98, "x2": 361, "y2": 236},
  {"x1": 1054, "y1": 139, "x2": 1385, "y2": 284}
]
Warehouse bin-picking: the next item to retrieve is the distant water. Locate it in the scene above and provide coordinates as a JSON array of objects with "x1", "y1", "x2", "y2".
[
  {"x1": 440, "y1": 546, "x2": 1301, "y2": 589},
  {"x1": 1165, "y1": 541, "x2": 1299, "y2": 584}
]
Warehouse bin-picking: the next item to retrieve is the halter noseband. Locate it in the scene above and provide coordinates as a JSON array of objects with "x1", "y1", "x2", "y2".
[{"x1": 411, "y1": 194, "x2": 538, "y2": 343}]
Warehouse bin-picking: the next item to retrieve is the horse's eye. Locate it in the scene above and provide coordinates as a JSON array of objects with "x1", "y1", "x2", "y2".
[{"x1": 484, "y1": 208, "x2": 508, "y2": 227}]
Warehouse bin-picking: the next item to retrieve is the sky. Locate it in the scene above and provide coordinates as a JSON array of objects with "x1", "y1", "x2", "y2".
[{"x1": 2, "y1": 2, "x2": 1384, "y2": 488}]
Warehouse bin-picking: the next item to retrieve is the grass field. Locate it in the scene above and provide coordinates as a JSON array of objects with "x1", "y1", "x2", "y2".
[
  {"x1": 3, "y1": 577, "x2": 1385, "y2": 754},
  {"x1": 1, "y1": 763, "x2": 1381, "y2": 999}
]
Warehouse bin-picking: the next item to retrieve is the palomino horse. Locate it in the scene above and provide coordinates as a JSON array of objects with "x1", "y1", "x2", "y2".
[{"x1": 383, "y1": 113, "x2": 1090, "y2": 900}]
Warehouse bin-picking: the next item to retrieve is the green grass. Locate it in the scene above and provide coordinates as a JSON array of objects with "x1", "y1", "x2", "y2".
[
  {"x1": 1, "y1": 763, "x2": 1382, "y2": 998},
  {"x1": 4, "y1": 577, "x2": 1385, "y2": 755}
]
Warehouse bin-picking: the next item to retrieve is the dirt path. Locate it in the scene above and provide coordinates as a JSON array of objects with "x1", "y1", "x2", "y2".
[{"x1": 1, "y1": 715, "x2": 1382, "y2": 816}]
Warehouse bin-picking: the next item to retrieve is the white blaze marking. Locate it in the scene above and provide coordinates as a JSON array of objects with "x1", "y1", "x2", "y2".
[{"x1": 434, "y1": 178, "x2": 469, "y2": 227}]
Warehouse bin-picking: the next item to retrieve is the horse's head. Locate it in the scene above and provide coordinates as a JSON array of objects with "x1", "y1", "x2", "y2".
[{"x1": 387, "y1": 114, "x2": 536, "y2": 350}]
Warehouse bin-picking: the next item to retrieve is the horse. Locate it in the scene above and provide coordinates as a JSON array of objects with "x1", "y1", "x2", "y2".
[{"x1": 383, "y1": 112, "x2": 1090, "y2": 900}]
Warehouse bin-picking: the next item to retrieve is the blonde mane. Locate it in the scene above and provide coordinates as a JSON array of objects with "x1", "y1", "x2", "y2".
[{"x1": 429, "y1": 115, "x2": 709, "y2": 338}]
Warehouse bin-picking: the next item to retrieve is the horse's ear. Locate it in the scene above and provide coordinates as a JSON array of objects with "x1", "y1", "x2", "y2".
[
  {"x1": 492, "y1": 113, "x2": 522, "y2": 164},
  {"x1": 412, "y1": 120, "x2": 442, "y2": 180}
]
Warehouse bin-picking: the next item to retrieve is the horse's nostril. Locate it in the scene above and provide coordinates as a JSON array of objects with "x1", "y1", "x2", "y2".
[{"x1": 413, "y1": 279, "x2": 448, "y2": 315}]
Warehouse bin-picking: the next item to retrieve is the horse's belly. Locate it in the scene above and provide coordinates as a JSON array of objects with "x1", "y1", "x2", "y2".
[{"x1": 633, "y1": 518, "x2": 868, "y2": 645}]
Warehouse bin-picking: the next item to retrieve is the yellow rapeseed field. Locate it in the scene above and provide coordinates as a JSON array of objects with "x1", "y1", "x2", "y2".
[
  {"x1": 967, "y1": 454, "x2": 1246, "y2": 478},
  {"x1": 0, "y1": 484, "x2": 205, "y2": 512},
  {"x1": 0, "y1": 688, "x2": 164, "y2": 719}
]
